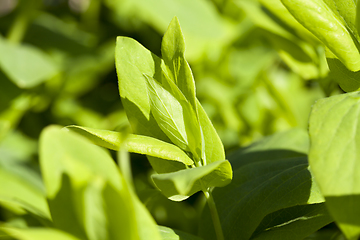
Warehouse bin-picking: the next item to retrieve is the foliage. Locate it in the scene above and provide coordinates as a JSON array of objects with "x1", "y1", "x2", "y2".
[{"x1": 1, "y1": 0, "x2": 360, "y2": 239}]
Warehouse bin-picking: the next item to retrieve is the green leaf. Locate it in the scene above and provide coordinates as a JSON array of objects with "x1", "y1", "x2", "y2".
[
  {"x1": 309, "y1": 91, "x2": 360, "y2": 239},
  {"x1": 0, "y1": 227, "x2": 81, "y2": 240},
  {"x1": 251, "y1": 204, "x2": 331, "y2": 240},
  {"x1": 115, "y1": 36, "x2": 169, "y2": 141},
  {"x1": 161, "y1": 17, "x2": 197, "y2": 111},
  {"x1": 199, "y1": 129, "x2": 330, "y2": 240},
  {"x1": 158, "y1": 226, "x2": 203, "y2": 240},
  {"x1": 144, "y1": 74, "x2": 202, "y2": 159},
  {"x1": 144, "y1": 74, "x2": 190, "y2": 151},
  {"x1": 39, "y1": 126, "x2": 141, "y2": 240},
  {"x1": 0, "y1": 36, "x2": 59, "y2": 88},
  {"x1": 199, "y1": 157, "x2": 330, "y2": 240},
  {"x1": 66, "y1": 125, "x2": 193, "y2": 165},
  {"x1": 196, "y1": 99, "x2": 225, "y2": 164},
  {"x1": 281, "y1": 0, "x2": 360, "y2": 72},
  {"x1": 228, "y1": 128, "x2": 309, "y2": 170},
  {"x1": 0, "y1": 164, "x2": 49, "y2": 219},
  {"x1": 152, "y1": 160, "x2": 232, "y2": 201}
]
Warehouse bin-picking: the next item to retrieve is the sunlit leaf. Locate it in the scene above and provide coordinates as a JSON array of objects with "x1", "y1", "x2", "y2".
[
  {"x1": 66, "y1": 125, "x2": 193, "y2": 165},
  {"x1": 309, "y1": 91, "x2": 360, "y2": 239},
  {"x1": 152, "y1": 160, "x2": 232, "y2": 201}
]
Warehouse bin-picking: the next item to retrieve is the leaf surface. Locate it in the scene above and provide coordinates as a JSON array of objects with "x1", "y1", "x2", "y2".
[
  {"x1": 66, "y1": 125, "x2": 193, "y2": 165},
  {"x1": 281, "y1": 0, "x2": 360, "y2": 71},
  {"x1": 199, "y1": 130, "x2": 330, "y2": 240},
  {"x1": 152, "y1": 160, "x2": 232, "y2": 201},
  {"x1": 309, "y1": 91, "x2": 360, "y2": 239},
  {"x1": 40, "y1": 126, "x2": 150, "y2": 240}
]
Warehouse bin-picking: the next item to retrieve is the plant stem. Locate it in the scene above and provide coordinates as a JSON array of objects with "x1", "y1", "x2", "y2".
[
  {"x1": 203, "y1": 190, "x2": 224, "y2": 240},
  {"x1": 117, "y1": 148, "x2": 134, "y2": 188}
]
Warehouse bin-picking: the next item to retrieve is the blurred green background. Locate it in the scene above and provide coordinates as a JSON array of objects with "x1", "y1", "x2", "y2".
[{"x1": 0, "y1": 0, "x2": 340, "y2": 235}]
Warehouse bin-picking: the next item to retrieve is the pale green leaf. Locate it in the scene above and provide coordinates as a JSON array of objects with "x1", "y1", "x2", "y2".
[
  {"x1": 158, "y1": 226, "x2": 203, "y2": 240},
  {"x1": 0, "y1": 227, "x2": 81, "y2": 240},
  {"x1": 0, "y1": 36, "x2": 59, "y2": 88},
  {"x1": 39, "y1": 126, "x2": 140, "y2": 240},
  {"x1": 115, "y1": 36, "x2": 169, "y2": 141},
  {"x1": 196, "y1": 99, "x2": 225, "y2": 164},
  {"x1": 152, "y1": 160, "x2": 232, "y2": 201},
  {"x1": 281, "y1": 0, "x2": 360, "y2": 71},
  {"x1": 144, "y1": 74, "x2": 202, "y2": 160},
  {"x1": 145, "y1": 74, "x2": 189, "y2": 151},
  {"x1": 66, "y1": 125, "x2": 193, "y2": 165},
  {"x1": 161, "y1": 17, "x2": 197, "y2": 111},
  {"x1": 0, "y1": 164, "x2": 49, "y2": 219},
  {"x1": 309, "y1": 91, "x2": 360, "y2": 239}
]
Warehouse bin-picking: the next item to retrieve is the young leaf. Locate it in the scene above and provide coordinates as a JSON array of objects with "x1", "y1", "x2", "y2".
[
  {"x1": 144, "y1": 74, "x2": 202, "y2": 160},
  {"x1": 281, "y1": 0, "x2": 360, "y2": 72},
  {"x1": 161, "y1": 17, "x2": 197, "y2": 111},
  {"x1": 66, "y1": 125, "x2": 193, "y2": 165},
  {"x1": 309, "y1": 91, "x2": 360, "y2": 239},
  {"x1": 115, "y1": 36, "x2": 169, "y2": 141},
  {"x1": 152, "y1": 160, "x2": 232, "y2": 201},
  {"x1": 196, "y1": 99, "x2": 225, "y2": 164},
  {"x1": 144, "y1": 73, "x2": 189, "y2": 151}
]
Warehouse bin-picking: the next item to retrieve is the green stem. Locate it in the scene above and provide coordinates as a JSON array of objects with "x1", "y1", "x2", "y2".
[
  {"x1": 117, "y1": 148, "x2": 134, "y2": 188},
  {"x1": 203, "y1": 190, "x2": 224, "y2": 240}
]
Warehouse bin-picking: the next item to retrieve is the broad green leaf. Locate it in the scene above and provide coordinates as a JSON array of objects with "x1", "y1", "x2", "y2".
[
  {"x1": 199, "y1": 157, "x2": 330, "y2": 240},
  {"x1": 158, "y1": 226, "x2": 203, "y2": 240},
  {"x1": 229, "y1": 128, "x2": 309, "y2": 170},
  {"x1": 161, "y1": 17, "x2": 197, "y2": 111},
  {"x1": 66, "y1": 125, "x2": 193, "y2": 165},
  {"x1": 115, "y1": 36, "x2": 169, "y2": 141},
  {"x1": 152, "y1": 160, "x2": 232, "y2": 201},
  {"x1": 39, "y1": 126, "x2": 140, "y2": 240},
  {"x1": 199, "y1": 129, "x2": 329, "y2": 240},
  {"x1": 0, "y1": 36, "x2": 59, "y2": 88},
  {"x1": 281, "y1": 0, "x2": 360, "y2": 72},
  {"x1": 309, "y1": 91, "x2": 360, "y2": 239},
  {"x1": 251, "y1": 204, "x2": 331, "y2": 240},
  {"x1": 0, "y1": 227, "x2": 81, "y2": 240}
]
